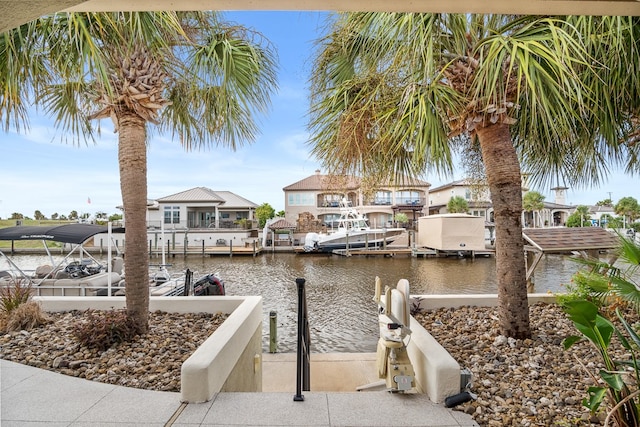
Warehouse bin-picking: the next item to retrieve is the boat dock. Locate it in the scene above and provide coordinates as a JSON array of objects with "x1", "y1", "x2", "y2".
[
  {"x1": 330, "y1": 247, "x2": 494, "y2": 258},
  {"x1": 149, "y1": 243, "x2": 263, "y2": 258},
  {"x1": 331, "y1": 248, "x2": 412, "y2": 257}
]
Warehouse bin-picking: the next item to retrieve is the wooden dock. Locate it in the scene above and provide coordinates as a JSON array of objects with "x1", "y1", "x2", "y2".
[
  {"x1": 149, "y1": 244, "x2": 263, "y2": 258},
  {"x1": 331, "y1": 248, "x2": 412, "y2": 257},
  {"x1": 331, "y1": 247, "x2": 495, "y2": 258}
]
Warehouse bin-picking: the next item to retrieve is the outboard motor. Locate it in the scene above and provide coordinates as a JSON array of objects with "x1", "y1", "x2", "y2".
[
  {"x1": 303, "y1": 233, "x2": 320, "y2": 252},
  {"x1": 193, "y1": 274, "x2": 225, "y2": 296}
]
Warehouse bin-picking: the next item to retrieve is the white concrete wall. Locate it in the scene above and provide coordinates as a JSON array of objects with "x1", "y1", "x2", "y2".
[{"x1": 33, "y1": 295, "x2": 263, "y2": 402}]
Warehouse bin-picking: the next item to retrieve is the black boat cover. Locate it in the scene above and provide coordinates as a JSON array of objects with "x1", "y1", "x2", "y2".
[{"x1": 0, "y1": 224, "x2": 124, "y2": 244}]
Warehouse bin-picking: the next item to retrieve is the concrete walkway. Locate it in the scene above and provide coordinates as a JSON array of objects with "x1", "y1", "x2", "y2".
[{"x1": 1, "y1": 355, "x2": 478, "y2": 426}]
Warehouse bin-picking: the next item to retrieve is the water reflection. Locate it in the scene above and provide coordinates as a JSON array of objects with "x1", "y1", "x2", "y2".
[{"x1": 1, "y1": 252, "x2": 584, "y2": 353}]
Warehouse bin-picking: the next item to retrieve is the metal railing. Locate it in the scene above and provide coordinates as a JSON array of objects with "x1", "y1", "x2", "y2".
[{"x1": 294, "y1": 277, "x2": 310, "y2": 401}]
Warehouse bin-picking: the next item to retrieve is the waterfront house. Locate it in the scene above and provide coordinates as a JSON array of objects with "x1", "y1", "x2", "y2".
[
  {"x1": 428, "y1": 179, "x2": 573, "y2": 228},
  {"x1": 428, "y1": 179, "x2": 493, "y2": 220},
  {"x1": 282, "y1": 170, "x2": 431, "y2": 230},
  {"x1": 147, "y1": 187, "x2": 257, "y2": 230},
  {"x1": 141, "y1": 187, "x2": 260, "y2": 253}
]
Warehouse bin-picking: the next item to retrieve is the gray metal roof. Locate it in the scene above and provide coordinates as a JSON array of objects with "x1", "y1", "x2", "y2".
[{"x1": 156, "y1": 187, "x2": 257, "y2": 208}]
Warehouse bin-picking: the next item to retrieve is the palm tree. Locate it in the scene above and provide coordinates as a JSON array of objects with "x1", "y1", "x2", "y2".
[
  {"x1": 522, "y1": 191, "x2": 545, "y2": 228},
  {"x1": 0, "y1": 12, "x2": 278, "y2": 331},
  {"x1": 446, "y1": 196, "x2": 469, "y2": 214},
  {"x1": 615, "y1": 197, "x2": 640, "y2": 227},
  {"x1": 567, "y1": 205, "x2": 593, "y2": 227},
  {"x1": 308, "y1": 14, "x2": 639, "y2": 338}
]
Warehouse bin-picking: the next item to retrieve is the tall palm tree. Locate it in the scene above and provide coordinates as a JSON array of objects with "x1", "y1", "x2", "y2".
[
  {"x1": 308, "y1": 14, "x2": 639, "y2": 338},
  {"x1": 0, "y1": 12, "x2": 278, "y2": 331}
]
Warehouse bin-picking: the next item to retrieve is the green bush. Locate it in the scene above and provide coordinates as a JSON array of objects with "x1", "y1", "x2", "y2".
[
  {"x1": 562, "y1": 301, "x2": 640, "y2": 426},
  {"x1": 72, "y1": 309, "x2": 143, "y2": 351},
  {"x1": 561, "y1": 234, "x2": 640, "y2": 426}
]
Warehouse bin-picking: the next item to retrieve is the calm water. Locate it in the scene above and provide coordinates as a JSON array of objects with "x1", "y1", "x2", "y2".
[{"x1": 2, "y1": 252, "x2": 579, "y2": 353}]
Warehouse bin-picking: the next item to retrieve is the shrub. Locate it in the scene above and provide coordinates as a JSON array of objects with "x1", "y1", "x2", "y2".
[
  {"x1": 562, "y1": 301, "x2": 640, "y2": 426},
  {"x1": 72, "y1": 309, "x2": 143, "y2": 351},
  {"x1": 0, "y1": 279, "x2": 33, "y2": 314},
  {"x1": 561, "y1": 235, "x2": 640, "y2": 426},
  {"x1": 4, "y1": 301, "x2": 51, "y2": 332}
]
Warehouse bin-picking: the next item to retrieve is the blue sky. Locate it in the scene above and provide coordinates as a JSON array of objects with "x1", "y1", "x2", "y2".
[{"x1": 0, "y1": 11, "x2": 637, "y2": 219}]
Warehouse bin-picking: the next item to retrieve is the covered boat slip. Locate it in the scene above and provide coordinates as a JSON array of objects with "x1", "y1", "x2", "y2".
[
  {"x1": 523, "y1": 227, "x2": 621, "y2": 291},
  {"x1": 0, "y1": 224, "x2": 125, "y2": 296}
]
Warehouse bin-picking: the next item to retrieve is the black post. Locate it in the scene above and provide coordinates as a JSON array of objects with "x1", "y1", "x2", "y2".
[
  {"x1": 294, "y1": 277, "x2": 310, "y2": 401},
  {"x1": 182, "y1": 269, "x2": 192, "y2": 296}
]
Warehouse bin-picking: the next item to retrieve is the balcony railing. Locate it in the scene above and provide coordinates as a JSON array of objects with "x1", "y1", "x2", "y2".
[{"x1": 147, "y1": 219, "x2": 258, "y2": 230}]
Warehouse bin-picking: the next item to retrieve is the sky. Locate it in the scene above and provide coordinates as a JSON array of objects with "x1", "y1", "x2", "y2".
[{"x1": 0, "y1": 11, "x2": 638, "y2": 220}]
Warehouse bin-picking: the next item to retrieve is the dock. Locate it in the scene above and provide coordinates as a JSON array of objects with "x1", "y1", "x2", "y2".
[
  {"x1": 331, "y1": 248, "x2": 412, "y2": 257},
  {"x1": 149, "y1": 244, "x2": 263, "y2": 258},
  {"x1": 330, "y1": 246, "x2": 495, "y2": 258}
]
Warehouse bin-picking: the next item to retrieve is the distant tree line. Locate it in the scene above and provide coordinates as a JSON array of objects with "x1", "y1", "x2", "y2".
[{"x1": 4, "y1": 210, "x2": 122, "y2": 223}]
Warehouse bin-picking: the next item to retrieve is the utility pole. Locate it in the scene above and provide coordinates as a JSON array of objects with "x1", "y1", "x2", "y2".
[{"x1": 607, "y1": 192, "x2": 613, "y2": 204}]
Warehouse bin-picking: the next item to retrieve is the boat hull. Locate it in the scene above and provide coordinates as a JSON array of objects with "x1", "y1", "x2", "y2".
[{"x1": 305, "y1": 229, "x2": 405, "y2": 253}]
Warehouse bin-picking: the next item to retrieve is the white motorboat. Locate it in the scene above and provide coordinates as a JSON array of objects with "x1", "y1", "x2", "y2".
[{"x1": 303, "y1": 199, "x2": 405, "y2": 252}]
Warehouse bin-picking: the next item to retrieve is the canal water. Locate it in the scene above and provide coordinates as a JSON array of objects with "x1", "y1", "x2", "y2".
[{"x1": 3, "y1": 252, "x2": 580, "y2": 353}]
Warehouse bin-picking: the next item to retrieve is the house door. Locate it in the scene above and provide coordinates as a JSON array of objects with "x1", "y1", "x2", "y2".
[{"x1": 199, "y1": 212, "x2": 214, "y2": 228}]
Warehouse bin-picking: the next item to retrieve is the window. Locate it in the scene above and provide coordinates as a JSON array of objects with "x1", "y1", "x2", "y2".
[
  {"x1": 472, "y1": 210, "x2": 485, "y2": 218},
  {"x1": 163, "y1": 206, "x2": 180, "y2": 224},
  {"x1": 288, "y1": 192, "x2": 315, "y2": 206},
  {"x1": 394, "y1": 190, "x2": 421, "y2": 205},
  {"x1": 321, "y1": 193, "x2": 343, "y2": 207},
  {"x1": 373, "y1": 191, "x2": 392, "y2": 205}
]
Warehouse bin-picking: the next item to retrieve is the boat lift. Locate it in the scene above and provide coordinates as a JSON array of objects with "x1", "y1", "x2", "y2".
[{"x1": 357, "y1": 276, "x2": 415, "y2": 393}]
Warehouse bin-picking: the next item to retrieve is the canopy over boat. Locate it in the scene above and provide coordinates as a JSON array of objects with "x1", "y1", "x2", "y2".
[{"x1": 0, "y1": 224, "x2": 124, "y2": 244}]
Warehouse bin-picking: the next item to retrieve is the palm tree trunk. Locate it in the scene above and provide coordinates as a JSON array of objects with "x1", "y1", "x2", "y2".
[
  {"x1": 118, "y1": 112, "x2": 149, "y2": 333},
  {"x1": 476, "y1": 123, "x2": 531, "y2": 339}
]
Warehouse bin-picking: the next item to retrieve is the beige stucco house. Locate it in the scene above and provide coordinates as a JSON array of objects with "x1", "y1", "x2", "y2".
[
  {"x1": 428, "y1": 179, "x2": 573, "y2": 227},
  {"x1": 428, "y1": 179, "x2": 493, "y2": 221},
  {"x1": 283, "y1": 170, "x2": 431, "y2": 229}
]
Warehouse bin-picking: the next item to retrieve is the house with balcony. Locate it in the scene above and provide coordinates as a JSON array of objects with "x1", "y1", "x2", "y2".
[
  {"x1": 428, "y1": 179, "x2": 573, "y2": 227},
  {"x1": 428, "y1": 179, "x2": 493, "y2": 221},
  {"x1": 141, "y1": 187, "x2": 260, "y2": 252},
  {"x1": 147, "y1": 187, "x2": 258, "y2": 230},
  {"x1": 283, "y1": 170, "x2": 431, "y2": 230}
]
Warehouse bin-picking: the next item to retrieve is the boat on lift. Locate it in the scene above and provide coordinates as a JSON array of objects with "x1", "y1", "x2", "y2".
[
  {"x1": 303, "y1": 199, "x2": 405, "y2": 253},
  {"x1": 0, "y1": 223, "x2": 224, "y2": 297}
]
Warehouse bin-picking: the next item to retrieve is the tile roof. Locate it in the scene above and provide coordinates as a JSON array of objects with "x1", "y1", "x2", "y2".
[
  {"x1": 523, "y1": 227, "x2": 620, "y2": 253},
  {"x1": 267, "y1": 219, "x2": 296, "y2": 229},
  {"x1": 283, "y1": 172, "x2": 360, "y2": 191},
  {"x1": 283, "y1": 171, "x2": 430, "y2": 191}
]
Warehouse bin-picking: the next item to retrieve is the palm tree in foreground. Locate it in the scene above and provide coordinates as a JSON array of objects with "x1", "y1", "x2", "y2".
[
  {"x1": 309, "y1": 14, "x2": 639, "y2": 338},
  {"x1": 0, "y1": 12, "x2": 278, "y2": 331}
]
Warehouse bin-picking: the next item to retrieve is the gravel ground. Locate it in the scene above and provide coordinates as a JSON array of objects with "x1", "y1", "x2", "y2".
[
  {"x1": 414, "y1": 303, "x2": 634, "y2": 426},
  {"x1": 0, "y1": 303, "x2": 635, "y2": 426},
  {"x1": 0, "y1": 310, "x2": 227, "y2": 392}
]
